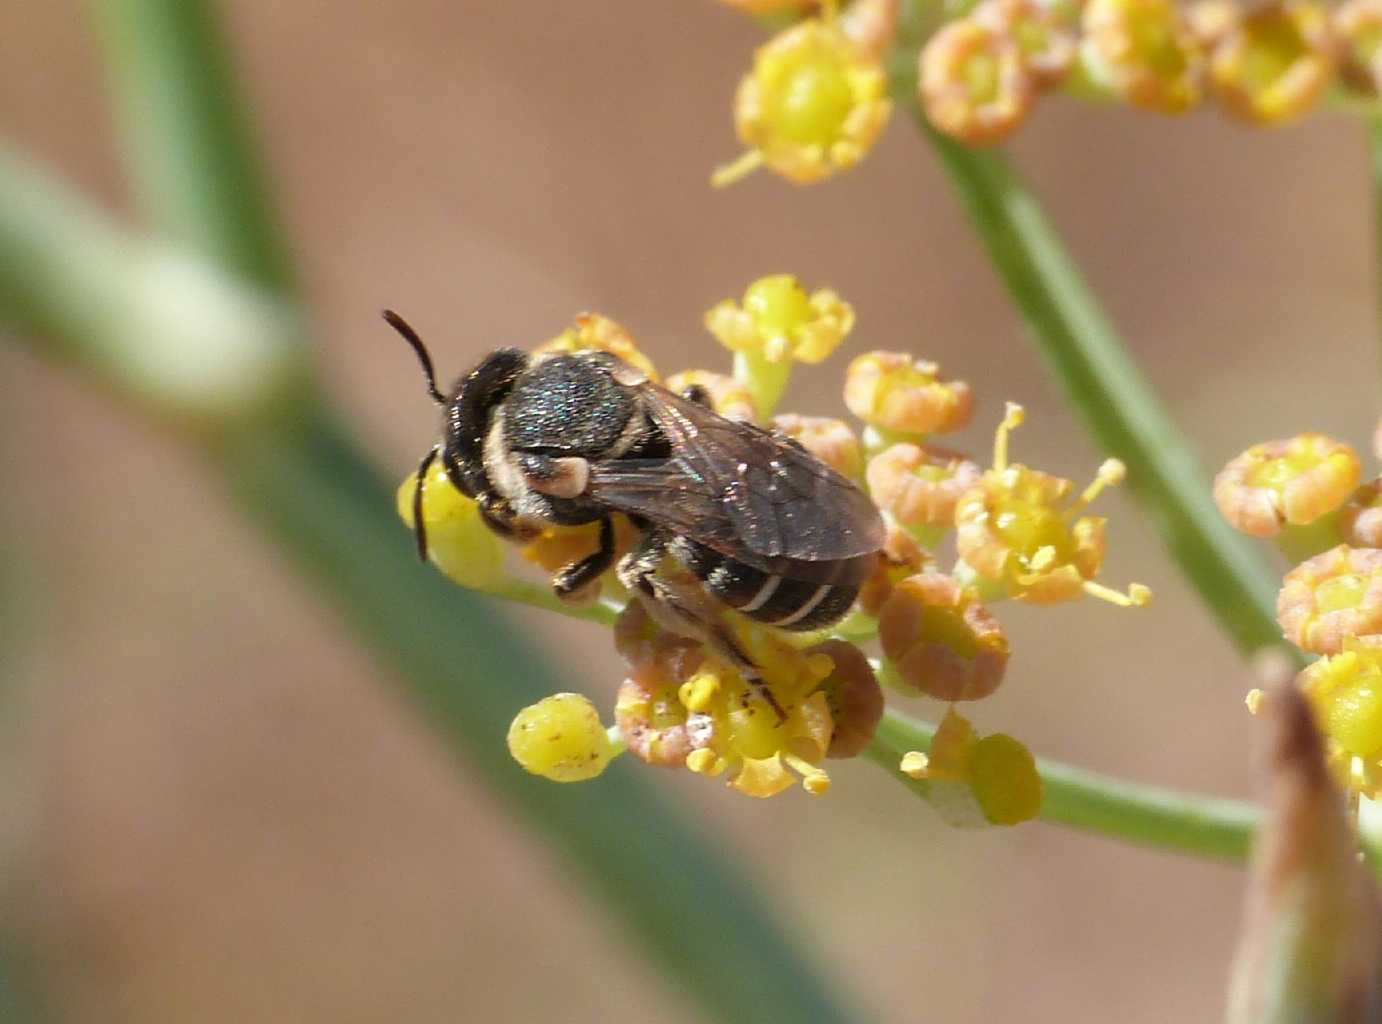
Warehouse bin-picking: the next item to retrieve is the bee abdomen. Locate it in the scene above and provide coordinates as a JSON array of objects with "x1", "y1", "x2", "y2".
[{"x1": 678, "y1": 540, "x2": 857, "y2": 632}]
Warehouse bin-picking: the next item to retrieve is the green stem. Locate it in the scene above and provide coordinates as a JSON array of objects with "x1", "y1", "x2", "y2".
[
  {"x1": 912, "y1": 111, "x2": 1288, "y2": 660},
  {"x1": 0, "y1": 146, "x2": 303, "y2": 422},
  {"x1": 870, "y1": 708, "x2": 1259, "y2": 859},
  {"x1": 92, "y1": 0, "x2": 296, "y2": 295}
]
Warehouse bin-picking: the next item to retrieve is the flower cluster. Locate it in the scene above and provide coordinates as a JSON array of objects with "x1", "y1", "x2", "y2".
[
  {"x1": 1215, "y1": 427, "x2": 1382, "y2": 800},
  {"x1": 925, "y1": 0, "x2": 1358, "y2": 142},
  {"x1": 399, "y1": 276, "x2": 1149, "y2": 818},
  {"x1": 712, "y1": 0, "x2": 1381, "y2": 170}
]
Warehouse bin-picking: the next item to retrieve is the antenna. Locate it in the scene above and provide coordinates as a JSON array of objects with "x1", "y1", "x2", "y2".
[{"x1": 382, "y1": 309, "x2": 446, "y2": 405}]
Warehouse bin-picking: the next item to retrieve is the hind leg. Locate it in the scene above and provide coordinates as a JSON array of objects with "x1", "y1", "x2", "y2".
[{"x1": 617, "y1": 530, "x2": 787, "y2": 721}]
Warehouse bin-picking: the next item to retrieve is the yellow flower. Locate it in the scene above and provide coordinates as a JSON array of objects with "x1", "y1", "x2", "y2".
[
  {"x1": 954, "y1": 404, "x2": 1151, "y2": 606},
  {"x1": 1299, "y1": 637, "x2": 1382, "y2": 762},
  {"x1": 611, "y1": 602, "x2": 839, "y2": 796},
  {"x1": 705, "y1": 274, "x2": 855, "y2": 366},
  {"x1": 708, "y1": 275, "x2": 856, "y2": 419},
  {"x1": 866, "y1": 442, "x2": 984, "y2": 533},
  {"x1": 396, "y1": 460, "x2": 506, "y2": 591},
  {"x1": 1335, "y1": 0, "x2": 1382, "y2": 93},
  {"x1": 1207, "y1": 1, "x2": 1335, "y2": 124},
  {"x1": 843, "y1": 351, "x2": 974, "y2": 437},
  {"x1": 1080, "y1": 0, "x2": 1204, "y2": 113},
  {"x1": 714, "y1": 17, "x2": 892, "y2": 186},
  {"x1": 535, "y1": 312, "x2": 658, "y2": 381},
  {"x1": 899, "y1": 708, "x2": 1043, "y2": 826},
  {"x1": 974, "y1": 0, "x2": 1079, "y2": 86},
  {"x1": 665, "y1": 369, "x2": 758, "y2": 422},
  {"x1": 1214, "y1": 433, "x2": 1361, "y2": 539},
  {"x1": 879, "y1": 573, "x2": 1010, "y2": 701},
  {"x1": 772, "y1": 413, "x2": 864, "y2": 478},
  {"x1": 1277, "y1": 544, "x2": 1382, "y2": 655},
  {"x1": 919, "y1": 18, "x2": 1038, "y2": 145},
  {"x1": 507, "y1": 693, "x2": 618, "y2": 782}
]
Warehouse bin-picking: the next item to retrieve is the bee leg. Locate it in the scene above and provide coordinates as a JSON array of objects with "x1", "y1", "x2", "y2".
[
  {"x1": 617, "y1": 532, "x2": 788, "y2": 723},
  {"x1": 552, "y1": 516, "x2": 615, "y2": 600},
  {"x1": 411, "y1": 447, "x2": 441, "y2": 561}
]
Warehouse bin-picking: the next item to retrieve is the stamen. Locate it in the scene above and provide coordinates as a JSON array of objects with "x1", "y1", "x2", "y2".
[
  {"x1": 1066, "y1": 458, "x2": 1126, "y2": 518},
  {"x1": 783, "y1": 753, "x2": 831, "y2": 794},
  {"x1": 1081, "y1": 580, "x2": 1153, "y2": 607},
  {"x1": 1244, "y1": 688, "x2": 1265, "y2": 714},
  {"x1": 711, "y1": 149, "x2": 766, "y2": 188},
  {"x1": 686, "y1": 749, "x2": 725, "y2": 775},
  {"x1": 993, "y1": 401, "x2": 1025, "y2": 472},
  {"x1": 679, "y1": 672, "x2": 722, "y2": 713}
]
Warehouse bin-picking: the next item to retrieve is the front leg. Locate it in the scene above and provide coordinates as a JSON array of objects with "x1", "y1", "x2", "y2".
[{"x1": 553, "y1": 516, "x2": 616, "y2": 599}]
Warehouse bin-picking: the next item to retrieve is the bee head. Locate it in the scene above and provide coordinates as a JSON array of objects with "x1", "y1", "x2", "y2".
[{"x1": 384, "y1": 309, "x2": 530, "y2": 559}]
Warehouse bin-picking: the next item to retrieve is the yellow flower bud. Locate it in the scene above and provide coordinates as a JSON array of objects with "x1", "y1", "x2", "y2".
[
  {"x1": 1277, "y1": 545, "x2": 1382, "y2": 656},
  {"x1": 1214, "y1": 434, "x2": 1361, "y2": 538},
  {"x1": 841, "y1": 0, "x2": 902, "y2": 60},
  {"x1": 1207, "y1": 1, "x2": 1335, "y2": 124},
  {"x1": 858, "y1": 519, "x2": 931, "y2": 615},
  {"x1": 772, "y1": 413, "x2": 864, "y2": 478},
  {"x1": 536, "y1": 312, "x2": 658, "y2": 381},
  {"x1": 715, "y1": 17, "x2": 892, "y2": 186},
  {"x1": 866, "y1": 442, "x2": 983, "y2": 531},
  {"x1": 807, "y1": 639, "x2": 884, "y2": 757},
  {"x1": 665, "y1": 369, "x2": 758, "y2": 422},
  {"x1": 1340, "y1": 479, "x2": 1382, "y2": 549},
  {"x1": 919, "y1": 18, "x2": 1039, "y2": 145},
  {"x1": 879, "y1": 573, "x2": 1010, "y2": 701},
  {"x1": 507, "y1": 693, "x2": 617, "y2": 782},
  {"x1": 1081, "y1": 0, "x2": 1204, "y2": 113},
  {"x1": 396, "y1": 461, "x2": 506, "y2": 592},
  {"x1": 844, "y1": 351, "x2": 974, "y2": 436}
]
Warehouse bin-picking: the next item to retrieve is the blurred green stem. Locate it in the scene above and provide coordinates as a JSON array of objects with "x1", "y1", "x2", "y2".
[
  {"x1": 93, "y1": 0, "x2": 296, "y2": 294},
  {"x1": 869, "y1": 709, "x2": 1259, "y2": 860}
]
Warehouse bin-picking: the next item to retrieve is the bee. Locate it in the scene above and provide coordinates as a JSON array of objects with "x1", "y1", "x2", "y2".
[{"x1": 385, "y1": 309, "x2": 885, "y2": 719}]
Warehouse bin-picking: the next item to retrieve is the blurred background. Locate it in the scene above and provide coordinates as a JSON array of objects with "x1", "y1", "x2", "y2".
[{"x1": 0, "y1": 2, "x2": 1376, "y2": 1021}]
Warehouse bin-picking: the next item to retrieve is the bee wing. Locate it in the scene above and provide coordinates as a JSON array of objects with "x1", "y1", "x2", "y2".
[{"x1": 587, "y1": 384, "x2": 884, "y2": 581}]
